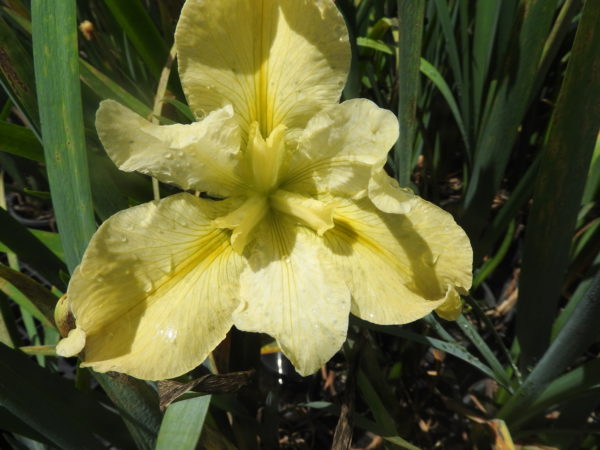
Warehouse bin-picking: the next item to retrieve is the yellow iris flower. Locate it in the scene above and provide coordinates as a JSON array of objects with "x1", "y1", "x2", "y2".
[{"x1": 56, "y1": 0, "x2": 472, "y2": 380}]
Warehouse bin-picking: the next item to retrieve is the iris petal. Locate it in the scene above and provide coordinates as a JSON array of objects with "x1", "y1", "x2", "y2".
[
  {"x1": 59, "y1": 194, "x2": 245, "y2": 380},
  {"x1": 283, "y1": 99, "x2": 399, "y2": 198},
  {"x1": 96, "y1": 100, "x2": 244, "y2": 197},
  {"x1": 175, "y1": 0, "x2": 350, "y2": 136},
  {"x1": 233, "y1": 214, "x2": 350, "y2": 375},
  {"x1": 324, "y1": 197, "x2": 472, "y2": 324}
]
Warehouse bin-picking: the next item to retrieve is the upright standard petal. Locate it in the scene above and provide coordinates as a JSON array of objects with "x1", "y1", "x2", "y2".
[
  {"x1": 175, "y1": 0, "x2": 350, "y2": 136},
  {"x1": 233, "y1": 214, "x2": 351, "y2": 375},
  {"x1": 283, "y1": 99, "x2": 399, "y2": 198},
  {"x1": 96, "y1": 100, "x2": 244, "y2": 196},
  {"x1": 61, "y1": 194, "x2": 245, "y2": 380},
  {"x1": 324, "y1": 197, "x2": 472, "y2": 325}
]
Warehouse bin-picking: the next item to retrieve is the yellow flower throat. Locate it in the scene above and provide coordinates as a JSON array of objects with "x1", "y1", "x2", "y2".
[{"x1": 213, "y1": 121, "x2": 335, "y2": 254}]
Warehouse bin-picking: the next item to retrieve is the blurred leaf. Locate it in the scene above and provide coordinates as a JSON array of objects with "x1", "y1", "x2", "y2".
[
  {"x1": 394, "y1": 0, "x2": 425, "y2": 186},
  {"x1": 0, "y1": 262, "x2": 56, "y2": 328},
  {"x1": 456, "y1": 315, "x2": 513, "y2": 390},
  {"x1": 516, "y1": 0, "x2": 600, "y2": 367},
  {"x1": 357, "y1": 36, "x2": 393, "y2": 54},
  {"x1": 32, "y1": 0, "x2": 97, "y2": 272},
  {"x1": 420, "y1": 58, "x2": 470, "y2": 156},
  {"x1": 354, "y1": 317, "x2": 506, "y2": 388},
  {"x1": 0, "y1": 406, "x2": 52, "y2": 446},
  {"x1": 102, "y1": 0, "x2": 169, "y2": 78},
  {"x1": 0, "y1": 15, "x2": 39, "y2": 136},
  {"x1": 0, "y1": 121, "x2": 43, "y2": 162},
  {"x1": 156, "y1": 395, "x2": 211, "y2": 450},
  {"x1": 95, "y1": 372, "x2": 162, "y2": 450},
  {"x1": 581, "y1": 134, "x2": 600, "y2": 206},
  {"x1": 0, "y1": 207, "x2": 67, "y2": 288},
  {"x1": 472, "y1": 0, "x2": 501, "y2": 126},
  {"x1": 462, "y1": 0, "x2": 556, "y2": 240},
  {"x1": 509, "y1": 358, "x2": 600, "y2": 430},
  {"x1": 0, "y1": 343, "x2": 133, "y2": 449},
  {"x1": 79, "y1": 59, "x2": 152, "y2": 117},
  {"x1": 499, "y1": 267, "x2": 600, "y2": 423}
]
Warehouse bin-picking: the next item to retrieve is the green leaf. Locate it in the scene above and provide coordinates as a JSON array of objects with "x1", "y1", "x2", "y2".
[
  {"x1": 471, "y1": 0, "x2": 501, "y2": 127},
  {"x1": 0, "y1": 121, "x2": 43, "y2": 162},
  {"x1": 102, "y1": 0, "x2": 169, "y2": 79},
  {"x1": 357, "y1": 36, "x2": 393, "y2": 54},
  {"x1": 79, "y1": 59, "x2": 152, "y2": 117},
  {"x1": 95, "y1": 372, "x2": 162, "y2": 450},
  {"x1": 0, "y1": 207, "x2": 67, "y2": 289},
  {"x1": 508, "y1": 358, "x2": 600, "y2": 430},
  {"x1": 516, "y1": 0, "x2": 600, "y2": 367},
  {"x1": 0, "y1": 263, "x2": 56, "y2": 329},
  {"x1": 0, "y1": 343, "x2": 133, "y2": 449},
  {"x1": 156, "y1": 395, "x2": 211, "y2": 450},
  {"x1": 354, "y1": 317, "x2": 506, "y2": 388},
  {"x1": 499, "y1": 267, "x2": 600, "y2": 423},
  {"x1": 32, "y1": 0, "x2": 97, "y2": 272},
  {"x1": 0, "y1": 15, "x2": 39, "y2": 136},
  {"x1": 462, "y1": 0, "x2": 556, "y2": 240},
  {"x1": 394, "y1": 0, "x2": 425, "y2": 187},
  {"x1": 420, "y1": 58, "x2": 470, "y2": 156},
  {"x1": 456, "y1": 315, "x2": 513, "y2": 389}
]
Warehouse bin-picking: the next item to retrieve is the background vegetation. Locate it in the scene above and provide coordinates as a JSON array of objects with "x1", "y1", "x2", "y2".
[{"x1": 0, "y1": 0, "x2": 599, "y2": 448}]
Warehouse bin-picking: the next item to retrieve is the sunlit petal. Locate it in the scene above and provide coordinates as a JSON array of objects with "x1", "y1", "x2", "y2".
[
  {"x1": 283, "y1": 99, "x2": 399, "y2": 197},
  {"x1": 233, "y1": 214, "x2": 351, "y2": 375},
  {"x1": 175, "y1": 0, "x2": 350, "y2": 136},
  {"x1": 60, "y1": 194, "x2": 244, "y2": 380},
  {"x1": 324, "y1": 197, "x2": 472, "y2": 324},
  {"x1": 96, "y1": 100, "x2": 244, "y2": 196},
  {"x1": 368, "y1": 167, "x2": 417, "y2": 214}
]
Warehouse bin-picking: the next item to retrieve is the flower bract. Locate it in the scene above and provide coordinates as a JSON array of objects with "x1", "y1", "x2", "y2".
[{"x1": 56, "y1": 0, "x2": 473, "y2": 380}]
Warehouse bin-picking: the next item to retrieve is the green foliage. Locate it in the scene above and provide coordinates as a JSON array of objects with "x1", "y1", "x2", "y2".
[{"x1": 0, "y1": 0, "x2": 599, "y2": 448}]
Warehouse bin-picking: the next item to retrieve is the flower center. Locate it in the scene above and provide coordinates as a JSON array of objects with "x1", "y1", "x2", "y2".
[
  {"x1": 212, "y1": 122, "x2": 335, "y2": 254},
  {"x1": 246, "y1": 121, "x2": 287, "y2": 194}
]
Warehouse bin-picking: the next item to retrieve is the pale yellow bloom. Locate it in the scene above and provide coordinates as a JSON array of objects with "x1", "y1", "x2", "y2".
[{"x1": 56, "y1": 0, "x2": 472, "y2": 380}]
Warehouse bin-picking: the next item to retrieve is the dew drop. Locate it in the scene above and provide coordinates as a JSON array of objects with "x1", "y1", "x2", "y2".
[
  {"x1": 143, "y1": 281, "x2": 153, "y2": 293},
  {"x1": 121, "y1": 236, "x2": 128, "y2": 243},
  {"x1": 176, "y1": 150, "x2": 184, "y2": 157},
  {"x1": 165, "y1": 152, "x2": 173, "y2": 160}
]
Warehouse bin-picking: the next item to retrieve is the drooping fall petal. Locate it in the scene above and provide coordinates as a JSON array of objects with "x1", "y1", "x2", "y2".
[
  {"x1": 175, "y1": 0, "x2": 350, "y2": 136},
  {"x1": 58, "y1": 194, "x2": 244, "y2": 380},
  {"x1": 233, "y1": 214, "x2": 351, "y2": 375},
  {"x1": 96, "y1": 100, "x2": 245, "y2": 196},
  {"x1": 283, "y1": 99, "x2": 399, "y2": 198},
  {"x1": 324, "y1": 197, "x2": 472, "y2": 324}
]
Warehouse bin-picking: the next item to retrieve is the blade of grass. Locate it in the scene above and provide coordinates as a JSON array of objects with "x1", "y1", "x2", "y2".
[
  {"x1": 508, "y1": 357, "x2": 600, "y2": 430},
  {"x1": 516, "y1": 0, "x2": 600, "y2": 368},
  {"x1": 32, "y1": 0, "x2": 96, "y2": 272},
  {"x1": 156, "y1": 395, "x2": 211, "y2": 450},
  {"x1": 394, "y1": 0, "x2": 425, "y2": 186},
  {"x1": 462, "y1": 0, "x2": 556, "y2": 241},
  {"x1": 0, "y1": 15, "x2": 39, "y2": 137},
  {"x1": 456, "y1": 315, "x2": 513, "y2": 389},
  {"x1": 102, "y1": 0, "x2": 169, "y2": 79},
  {"x1": 0, "y1": 343, "x2": 134, "y2": 449},
  {"x1": 472, "y1": 0, "x2": 501, "y2": 127},
  {"x1": 95, "y1": 372, "x2": 162, "y2": 450},
  {"x1": 0, "y1": 121, "x2": 43, "y2": 162},
  {"x1": 420, "y1": 58, "x2": 470, "y2": 157},
  {"x1": 354, "y1": 317, "x2": 505, "y2": 387},
  {"x1": 499, "y1": 266, "x2": 600, "y2": 423},
  {"x1": 0, "y1": 207, "x2": 67, "y2": 288},
  {"x1": 0, "y1": 263, "x2": 56, "y2": 328},
  {"x1": 79, "y1": 60, "x2": 152, "y2": 117}
]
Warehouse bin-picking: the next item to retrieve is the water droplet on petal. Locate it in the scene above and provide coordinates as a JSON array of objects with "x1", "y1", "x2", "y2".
[
  {"x1": 176, "y1": 150, "x2": 184, "y2": 157},
  {"x1": 143, "y1": 281, "x2": 153, "y2": 293},
  {"x1": 121, "y1": 236, "x2": 128, "y2": 243},
  {"x1": 165, "y1": 152, "x2": 173, "y2": 160}
]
